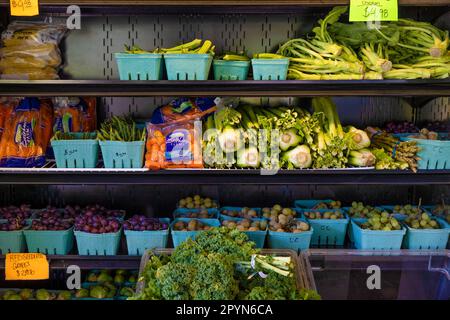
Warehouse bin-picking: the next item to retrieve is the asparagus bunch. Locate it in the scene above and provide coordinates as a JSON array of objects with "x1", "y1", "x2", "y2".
[{"x1": 366, "y1": 127, "x2": 420, "y2": 172}]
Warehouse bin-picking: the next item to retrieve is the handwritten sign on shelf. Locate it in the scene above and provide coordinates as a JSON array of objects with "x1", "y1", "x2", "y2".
[
  {"x1": 349, "y1": 0, "x2": 398, "y2": 22},
  {"x1": 10, "y1": 0, "x2": 39, "y2": 17},
  {"x1": 5, "y1": 253, "x2": 49, "y2": 280}
]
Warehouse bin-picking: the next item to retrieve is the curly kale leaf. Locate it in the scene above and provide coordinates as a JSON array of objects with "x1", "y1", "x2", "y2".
[{"x1": 189, "y1": 253, "x2": 239, "y2": 300}]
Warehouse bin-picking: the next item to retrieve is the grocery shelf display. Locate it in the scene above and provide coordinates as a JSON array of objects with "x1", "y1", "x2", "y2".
[{"x1": 0, "y1": 0, "x2": 449, "y2": 305}]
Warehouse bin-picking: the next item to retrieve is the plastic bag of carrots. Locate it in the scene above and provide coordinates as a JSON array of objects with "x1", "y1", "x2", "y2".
[
  {"x1": 53, "y1": 97, "x2": 97, "y2": 133},
  {"x1": 145, "y1": 118, "x2": 203, "y2": 169},
  {"x1": 0, "y1": 97, "x2": 53, "y2": 167},
  {"x1": 150, "y1": 97, "x2": 217, "y2": 124}
]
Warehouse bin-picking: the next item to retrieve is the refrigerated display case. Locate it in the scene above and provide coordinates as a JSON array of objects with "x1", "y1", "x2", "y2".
[
  {"x1": 301, "y1": 249, "x2": 450, "y2": 300},
  {"x1": 0, "y1": 0, "x2": 449, "y2": 301}
]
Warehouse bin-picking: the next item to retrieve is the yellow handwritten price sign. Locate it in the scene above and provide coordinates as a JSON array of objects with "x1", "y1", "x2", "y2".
[
  {"x1": 10, "y1": 0, "x2": 39, "y2": 16},
  {"x1": 5, "y1": 253, "x2": 49, "y2": 280},
  {"x1": 349, "y1": 0, "x2": 398, "y2": 22}
]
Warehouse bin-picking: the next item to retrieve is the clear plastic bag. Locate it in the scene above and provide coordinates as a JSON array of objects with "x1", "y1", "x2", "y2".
[
  {"x1": 0, "y1": 21, "x2": 66, "y2": 80},
  {"x1": 0, "y1": 98, "x2": 53, "y2": 167},
  {"x1": 145, "y1": 118, "x2": 203, "y2": 170}
]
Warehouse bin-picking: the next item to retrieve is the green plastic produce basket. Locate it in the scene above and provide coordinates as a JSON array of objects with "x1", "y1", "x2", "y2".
[
  {"x1": 0, "y1": 229, "x2": 26, "y2": 254},
  {"x1": 164, "y1": 54, "x2": 212, "y2": 80},
  {"x1": 51, "y1": 133, "x2": 99, "y2": 168},
  {"x1": 24, "y1": 226, "x2": 74, "y2": 255},
  {"x1": 267, "y1": 219, "x2": 313, "y2": 251},
  {"x1": 351, "y1": 220, "x2": 406, "y2": 250},
  {"x1": 403, "y1": 218, "x2": 449, "y2": 250},
  {"x1": 170, "y1": 218, "x2": 220, "y2": 247},
  {"x1": 251, "y1": 58, "x2": 289, "y2": 80},
  {"x1": 301, "y1": 209, "x2": 349, "y2": 246},
  {"x1": 115, "y1": 53, "x2": 163, "y2": 80},
  {"x1": 124, "y1": 218, "x2": 170, "y2": 256},
  {"x1": 213, "y1": 60, "x2": 250, "y2": 80},
  {"x1": 74, "y1": 228, "x2": 122, "y2": 255},
  {"x1": 99, "y1": 140, "x2": 145, "y2": 168},
  {"x1": 401, "y1": 134, "x2": 450, "y2": 169}
]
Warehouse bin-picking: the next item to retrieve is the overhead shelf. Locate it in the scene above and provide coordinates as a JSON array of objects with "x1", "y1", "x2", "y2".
[
  {"x1": 0, "y1": 0, "x2": 448, "y2": 6},
  {"x1": 0, "y1": 254, "x2": 141, "y2": 270},
  {"x1": 1, "y1": 80, "x2": 450, "y2": 97},
  {"x1": 0, "y1": 168, "x2": 449, "y2": 185},
  {"x1": 0, "y1": 0, "x2": 448, "y2": 14}
]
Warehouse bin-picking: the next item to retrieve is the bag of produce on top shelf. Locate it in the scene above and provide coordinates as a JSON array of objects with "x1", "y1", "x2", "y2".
[
  {"x1": 145, "y1": 98, "x2": 216, "y2": 170},
  {"x1": 0, "y1": 98, "x2": 53, "y2": 168},
  {"x1": 0, "y1": 21, "x2": 67, "y2": 80}
]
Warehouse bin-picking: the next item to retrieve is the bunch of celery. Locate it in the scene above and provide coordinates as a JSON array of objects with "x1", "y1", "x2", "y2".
[
  {"x1": 202, "y1": 104, "x2": 315, "y2": 170},
  {"x1": 278, "y1": 7, "x2": 380, "y2": 80},
  {"x1": 310, "y1": 97, "x2": 349, "y2": 168},
  {"x1": 277, "y1": 6, "x2": 449, "y2": 80},
  {"x1": 327, "y1": 9, "x2": 450, "y2": 79}
]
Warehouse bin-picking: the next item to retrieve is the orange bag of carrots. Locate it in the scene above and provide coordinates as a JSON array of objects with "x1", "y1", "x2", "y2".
[
  {"x1": 146, "y1": 97, "x2": 216, "y2": 170},
  {"x1": 0, "y1": 98, "x2": 15, "y2": 141},
  {"x1": 145, "y1": 118, "x2": 203, "y2": 170},
  {"x1": 52, "y1": 97, "x2": 97, "y2": 133},
  {"x1": 0, "y1": 98, "x2": 53, "y2": 167}
]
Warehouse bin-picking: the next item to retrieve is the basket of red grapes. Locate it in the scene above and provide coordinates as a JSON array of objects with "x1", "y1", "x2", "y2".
[
  {"x1": 0, "y1": 218, "x2": 28, "y2": 254},
  {"x1": 123, "y1": 215, "x2": 170, "y2": 255},
  {"x1": 74, "y1": 213, "x2": 122, "y2": 255}
]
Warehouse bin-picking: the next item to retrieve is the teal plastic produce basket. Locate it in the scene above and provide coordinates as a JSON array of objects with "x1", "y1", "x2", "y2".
[
  {"x1": 301, "y1": 209, "x2": 349, "y2": 246},
  {"x1": 99, "y1": 140, "x2": 145, "y2": 168},
  {"x1": 124, "y1": 218, "x2": 170, "y2": 255},
  {"x1": 173, "y1": 208, "x2": 219, "y2": 219},
  {"x1": 403, "y1": 218, "x2": 449, "y2": 250},
  {"x1": 164, "y1": 54, "x2": 212, "y2": 80},
  {"x1": 51, "y1": 133, "x2": 99, "y2": 168},
  {"x1": 74, "y1": 228, "x2": 122, "y2": 255},
  {"x1": 401, "y1": 134, "x2": 450, "y2": 169},
  {"x1": 219, "y1": 207, "x2": 261, "y2": 221},
  {"x1": 294, "y1": 199, "x2": 335, "y2": 209},
  {"x1": 381, "y1": 205, "x2": 432, "y2": 221},
  {"x1": 24, "y1": 226, "x2": 74, "y2": 255},
  {"x1": 115, "y1": 53, "x2": 163, "y2": 80},
  {"x1": 0, "y1": 229, "x2": 26, "y2": 254},
  {"x1": 267, "y1": 219, "x2": 313, "y2": 251},
  {"x1": 251, "y1": 58, "x2": 289, "y2": 80},
  {"x1": 213, "y1": 60, "x2": 250, "y2": 80},
  {"x1": 351, "y1": 220, "x2": 406, "y2": 250},
  {"x1": 170, "y1": 218, "x2": 220, "y2": 247},
  {"x1": 75, "y1": 283, "x2": 115, "y2": 300},
  {"x1": 219, "y1": 217, "x2": 267, "y2": 248}
]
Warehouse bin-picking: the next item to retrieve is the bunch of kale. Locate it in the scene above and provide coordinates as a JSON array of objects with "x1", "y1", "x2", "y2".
[{"x1": 132, "y1": 227, "x2": 320, "y2": 300}]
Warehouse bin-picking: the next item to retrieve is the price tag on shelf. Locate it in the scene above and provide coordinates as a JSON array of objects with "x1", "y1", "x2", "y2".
[
  {"x1": 5, "y1": 253, "x2": 49, "y2": 280},
  {"x1": 10, "y1": 0, "x2": 39, "y2": 17},
  {"x1": 349, "y1": 0, "x2": 398, "y2": 22}
]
